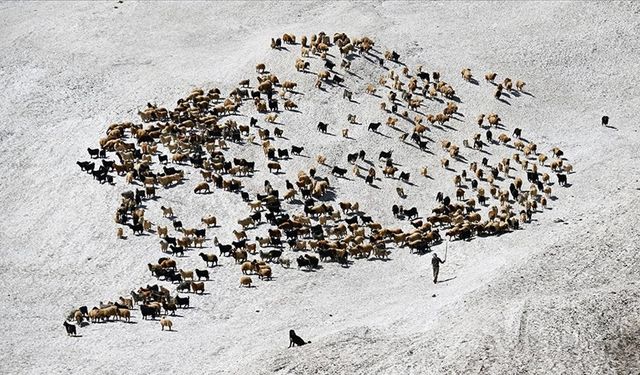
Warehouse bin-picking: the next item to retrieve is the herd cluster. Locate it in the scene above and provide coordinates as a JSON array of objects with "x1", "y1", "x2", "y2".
[{"x1": 67, "y1": 31, "x2": 574, "y2": 336}]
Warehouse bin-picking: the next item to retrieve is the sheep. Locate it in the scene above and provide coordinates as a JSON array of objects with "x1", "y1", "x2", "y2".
[
  {"x1": 201, "y1": 215, "x2": 217, "y2": 227},
  {"x1": 316, "y1": 154, "x2": 327, "y2": 165},
  {"x1": 239, "y1": 276, "x2": 253, "y2": 287},
  {"x1": 194, "y1": 181, "x2": 210, "y2": 194},
  {"x1": 160, "y1": 317, "x2": 173, "y2": 331},
  {"x1": 341, "y1": 128, "x2": 349, "y2": 138},
  {"x1": 191, "y1": 281, "x2": 205, "y2": 294},
  {"x1": 199, "y1": 252, "x2": 218, "y2": 267},
  {"x1": 265, "y1": 113, "x2": 278, "y2": 123},
  {"x1": 267, "y1": 161, "x2": 281, "y2": 174},
  {"x1": 179, "y1": 269, "x2": 194, "y2": 281},
  {"x1": 258, "y1": 267, "x2": 273, "y2": 280},
  {"x1": 485, "y1": 72, "x2": 497, "y2": 82},
  {"x1": 256, "y1": 63, "x2": 266, "y2": 73},
  {"x1": 116, "y1": 227, "x2": 124, "y2": 239},
  {"x1": 441, "y1": 159, "x2": 449, "y2": 168},
  {"x1": 461, "y1": 68, "x2": 472, "y2": 81},
  {"x1": 160, "y1": 206, "x2": 174, "y2": 218},
  {"x1": 420, "y1": 166, "x2": 428, "y2": 177},
  {"x1": 284, "y1": 99, "x2": 297, "y2": 110},
  {"x1": 516, "y1": 80, "x2": 526, "y2": 91},
  {"x1": 237, "y1": 217, "x2": 255, "y2": 229}
]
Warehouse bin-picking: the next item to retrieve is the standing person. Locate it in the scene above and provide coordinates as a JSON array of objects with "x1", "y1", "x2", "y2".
[{"x1": 432, "y1": 253, "x2": 445, "y2": 284}]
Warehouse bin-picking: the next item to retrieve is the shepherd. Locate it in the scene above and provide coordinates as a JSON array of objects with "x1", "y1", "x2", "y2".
[{"x1": 431, "y1": 248, "x2": 446, "y2": 284}]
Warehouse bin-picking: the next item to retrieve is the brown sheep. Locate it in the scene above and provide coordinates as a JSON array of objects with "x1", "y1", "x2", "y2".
[
  {"x1": 194, "y1": 182, "x2": 210, "y2": 194},
  {"x1": 191, "y1": 281, "x2": 205, "y2": 294},
  {"x1": 116, "y1": 227, "x2": 124, "y2": 239},
  {"x1": 440, "y1": 159, "x2": 449, "y2": 168},
  {"x1": 317, "y1": 70, "x2": 330, "y2": 80},
  {"x1": 487, "y1": 113, "x2": 500, "y2": 126},
  {"x1": 267, "y1": 161, "x2": 281, "y2": 173},
  {"x1": 201, "y1": 215, "x2": 217, "y2": 227},
  {"x1": 239, "y1": 276, "x2": 253, "y2": 287},
  {"x1": 256, "y1": 63, "x2": 266, "y2": 73},
  {"x1": 283, "y1": 80, "x2": 297, "y2": 91},
  {"x1": 237, "y1": 217, "x2": 255, "y2": 229},
  {"x1": 284, "y1": 99, "x2": 297, "y2": 110}
]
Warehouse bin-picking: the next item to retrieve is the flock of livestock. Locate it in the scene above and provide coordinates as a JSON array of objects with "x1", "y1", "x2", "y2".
[{"x1": 66, "y1": 31, "x2": 574, "y2": 336}]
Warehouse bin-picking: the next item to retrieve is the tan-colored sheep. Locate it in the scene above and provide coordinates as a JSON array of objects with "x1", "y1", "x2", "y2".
[
  {"x1": 160, "y1": 317, "x2": 173, "y2": 331},
  {"x1": 239, "y1": 276, "x2": 253, "y2": 287},
  {"x1": 265, "y1": 113, "x2": 277, "y2": 123},
  {"x1": 485, "y1": 72, "x2": 497, "y2": 82},
  {"x1": 316, "y1": 154, "x2": 326, "y2": 165},
  {"x1": 116, "y1": 227, "x2": 124, "y2": 239},
  {"x1": 515, "y1": 80, "x2": 526, "y2": 91},
  {"x1": 461, "y1": 68, "x2": 472, "y2": 81}
]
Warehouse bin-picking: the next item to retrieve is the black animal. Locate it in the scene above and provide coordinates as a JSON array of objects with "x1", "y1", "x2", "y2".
[
  {"x1": 166, "y1": 272, "x2": 182, "y2": 283},
  {"x1": 527, "y1": 171, "x2": 539, "y2": 183},
  {"x1": 509, "y1": 183, "x2": 519, "y2": 200},
  {"x1": 277, "y1": 149, "x2": 289, "y2": 159},
  {"x1": 343, "y1": 89, "x2": 352, "y2": 101},
  {"x1": 304, "y1": 254, "x2": 319, "y2": 268},
  {"x1": 368, "y1": 122, "x2": 381, "y2": 132},
  {"x1": 557, "y1": 173, "x2": 567, "y2": 186},
  {"x1": 63, "y1": 321, "x2": 77, "y2": 336},
  {"x1": 404, "y1": 207, "x2": 419, "y2": 219},
  {"x1": 140, "y1": 305, "x2": 158, "y2": 320},
  {"x1": 344, "y1": 216, "x2": 358, "y2": 225},
  {"x1": 289, "y1": 330, "x2": 310, "y2": 347},
  {"x1": 158, "y1": 154, "x2": 168, "y2": 164},
  {"x1": 512, "y1": 128, "x2": 522, "y2": 139},
  {"x1": 195, "y1": 229, "x2": 206, "y2": 238},
  {"x1": 317, "y1": 122, "x2": 328, "y2": 133},
  {"x1": 358, "y1": 150, "x2": 366, "y2": 160},
  {"x1": 443, "y1": 196, "x2": 451, "y2": 206},
  {"x1": 87, "y1": 148, "x2": 100, "y2": 158},
  {"x1": 399, "y1": 171, "x2": 410, "y2": 182},
  {"x1": 274, "y1": 127, "x2": 284, "y2": 138},
  {"x1": 486, "y1": 130, "x2": 493, "y2": 143},
  {"x1": 76, "y1": 161, "x2": 92, "y2": 172},
  {"x1": 471, "y1": 179, "x2": 478, "y2": 190},
  {"x1": 237, "y1": 192, "x2": 249, "y2": 203},
  {"x1": 347, "y1": 152, "x2": 358, "y2": 164},
  {"x1": 601, "y1": 115, "x2": 609, "y2": 126},
  {"x1": 176, "y1": 295, "x2": 190, "y2": 308},
  {"x1": 269, "y1": 99, "x2": 279, "y2": 112},
  {"x1": 296, "y1": 256, "x2": 310, "y2": 270},
  {"x1": 391, "y1": 104, "x2": 398, "y2": 113},
  {"x1": 356, "y1": 216, "x2": 370, "y2": 225},
  {"x1": 170, "y1": 245, "x2": 184, "y2": 257},
  {"x1": 481, "y1": 157, "x2": 489, "y2": 167},
  {"x1": 332, "y1": 166, "x2": 347, "y2": 177},
  {"x1": 333, "y1": 75, "x2": 344, "y2": 85},
  {"x1": 392, "y1": 204, "x2": 401, "y2": 217},
  {"x1": 418, "y1": 140, "x2": 428, "y2": 151},
  {"x1": 173, "y1": 220, "x2": 183, "y2": 231},
  {"x1": 195, "y1": 268, "x2": 210, "y2": 281},
  {"x1": 99, "y1": 149, "x2": 107, "y2": 158},
  {"x1": 325, "y1": 59, "x2": 335, "y2": 70},
  {"x1": 250, "y1": 211, "x2": 262, "y2": 224},
  {"x1": 291, "y1": 145, "x2": 304, "y2": 155},
  {"x1": 379, "y1": 150, "x2": 393, "y2": 161},
  {"x1": 250, "y1": 117, "x2": 258, "y2": 127},
  {"x1": 417, "y1": 71, "x2": 430, "y2": 81},
  {"x1": 131, "y1": 223, "x2": 143, "y2": 235},
  {"x1": 217, "y1": 243, "x2": 233, "y2": 257},
  {"x1": 365, "y1": 174, "x2": 374, "y2": 185},
  {"x1": 165, "y1": 236, "x2": 177, "y2": 246},
  {"x1": 473, "y1": 140, "x2": 483, "y2": 150}
]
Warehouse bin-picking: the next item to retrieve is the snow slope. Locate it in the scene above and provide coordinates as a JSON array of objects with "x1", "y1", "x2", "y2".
[{"x1": 1, "y1": 1, "x2": 639, "y2": 374}]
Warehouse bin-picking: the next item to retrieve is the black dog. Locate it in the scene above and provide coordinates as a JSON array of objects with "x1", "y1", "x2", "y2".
[
  {"x1": 289, "y1": 329, "x2": 310, "y2": 347},
  {"x1": 63, "y1": 321, "x2": 77, "y2": 336}
]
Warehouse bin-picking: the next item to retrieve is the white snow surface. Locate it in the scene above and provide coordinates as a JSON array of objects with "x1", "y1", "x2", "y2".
[{"x1": 1, "y1": 1, "x2": 639, "y2": 374}]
